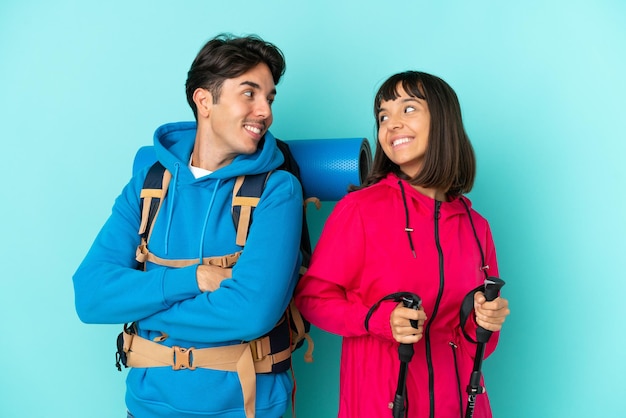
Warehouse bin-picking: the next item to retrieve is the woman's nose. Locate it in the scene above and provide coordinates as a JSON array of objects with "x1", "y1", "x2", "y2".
[{"x1": 387, "y1": 114, "x2": 403, "y2": 129}]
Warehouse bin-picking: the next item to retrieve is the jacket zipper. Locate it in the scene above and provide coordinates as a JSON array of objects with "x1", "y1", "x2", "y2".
[
  {"x1": 425, "y1": 200, "x2": 444, "y2": 418},
  {"x1": 449, "y1": 341, "x2": 463, "y2": 418}
]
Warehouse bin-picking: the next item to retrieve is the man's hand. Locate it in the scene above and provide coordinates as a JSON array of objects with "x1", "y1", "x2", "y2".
[{"x1": 196, "y1": 265, "x2": 232, "y2": 292}]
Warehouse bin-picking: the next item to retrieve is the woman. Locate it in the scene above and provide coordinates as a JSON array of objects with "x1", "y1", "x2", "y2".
[{"x1": 294, "y1": 71, "x2": 510, "y2": 418}]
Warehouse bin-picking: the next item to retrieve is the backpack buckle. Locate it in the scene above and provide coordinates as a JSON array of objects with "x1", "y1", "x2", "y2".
[
  {"x1": 249, "y1": 337, "x2": 271, "y2": 362},
  {"x1": 172, "y1": 346, "x2": 196, "y2": 370},
  {"x1": 135, "y1": 243, "x2": 149, "y2": 263}
]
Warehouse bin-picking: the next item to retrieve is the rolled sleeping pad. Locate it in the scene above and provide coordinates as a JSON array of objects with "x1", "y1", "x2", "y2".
[
  {"x1": 284, "y1": 137, "x2": 372, "y2": 201},
  {"x1": 133, "y1": 131, "x2": 372, "y2": 202}
]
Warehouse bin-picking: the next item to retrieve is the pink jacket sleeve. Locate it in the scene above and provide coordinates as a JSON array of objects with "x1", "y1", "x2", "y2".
[{"x1": 294, "y1": 198, "x2": 395, "y2": 341}]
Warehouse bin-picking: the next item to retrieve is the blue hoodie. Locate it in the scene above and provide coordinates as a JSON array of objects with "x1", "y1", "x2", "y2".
[{"x1": 73, "y1": 121, "x2": 303, "y2": 417}]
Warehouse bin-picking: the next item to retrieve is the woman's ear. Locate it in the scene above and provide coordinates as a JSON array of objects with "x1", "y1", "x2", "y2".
[{"x1": 193, "y1": 88, "x2": 213, "y2": 118}]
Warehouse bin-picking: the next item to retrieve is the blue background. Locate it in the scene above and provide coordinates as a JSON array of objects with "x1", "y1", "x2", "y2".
[{"x1": 1, "y1": 1, "x2": 624, "y2": 417}]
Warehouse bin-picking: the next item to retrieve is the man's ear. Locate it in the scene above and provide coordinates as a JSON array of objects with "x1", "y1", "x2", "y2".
[{"x1": 193, "y1": 88, "x2": 213, "y2": 118}]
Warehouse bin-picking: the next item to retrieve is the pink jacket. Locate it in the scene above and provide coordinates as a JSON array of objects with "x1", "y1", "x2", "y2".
[{"x1": 295, "y1": 173, "x2": 500, "y2": 418}]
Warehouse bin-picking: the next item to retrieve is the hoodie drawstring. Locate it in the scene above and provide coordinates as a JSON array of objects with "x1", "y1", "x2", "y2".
[
  {"x1": 398, "y1": 180, "x2": 417, "y2": 258},
  {"x1": 198, "y1": 179, "x2": 221, "y2": 261},
  {"x1": 161, "y1": 162, "x2": 220, "y2": 262},
  {"x1": 163, "y1": 162, "x2": 180, "y2": 254}
]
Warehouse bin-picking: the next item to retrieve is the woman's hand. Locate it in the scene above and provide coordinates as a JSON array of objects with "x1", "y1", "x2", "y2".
[
  {"x1": 390, "y1": 302, "x2": 427, "y2": 344},
  {"x1": 474, "y1": 292, "x2": 510, "y2": 332}
]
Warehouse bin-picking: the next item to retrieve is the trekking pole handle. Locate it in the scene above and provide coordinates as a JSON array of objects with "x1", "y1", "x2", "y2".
[
  {"x1": 401, "y1": 295, "x2": 422, "y2": 329},
  {"x1": 476, "y1": 277, "x2": 505, "y2": 343},
  {"x1": 390, "y1": 295, "x2": 422, "y2": 418},
  {"x1": 397, "y1": 295, "x2": 421, "y2": 363},
  {"x1": 484, "y1": 277, "x2": 505, "y2": 302}
]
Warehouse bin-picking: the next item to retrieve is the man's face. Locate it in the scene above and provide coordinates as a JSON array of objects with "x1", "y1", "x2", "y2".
[{"x1": 202, "y1": 63, "x2": 276, "y2": 168}]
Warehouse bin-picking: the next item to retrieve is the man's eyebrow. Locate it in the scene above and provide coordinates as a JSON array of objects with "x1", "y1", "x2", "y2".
[{"x1": 240, "y1": 81, "x2": 276, "y2": 95}]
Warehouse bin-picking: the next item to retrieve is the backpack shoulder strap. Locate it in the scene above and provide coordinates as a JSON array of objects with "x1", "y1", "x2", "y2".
[
  {"x1": 231, "y1": 162, "x2": 315, "y2": 364},
  {"x1": 231, "y1": 172, "x2": 271, "y2": 246},
  {"x1": 138, "y1": 162, "x2": 170, "y2": 244}
]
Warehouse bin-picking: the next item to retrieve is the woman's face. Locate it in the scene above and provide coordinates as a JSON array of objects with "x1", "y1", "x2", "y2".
[{"x1": 377, "y1": 84, "x2": 431, "y2": 178}]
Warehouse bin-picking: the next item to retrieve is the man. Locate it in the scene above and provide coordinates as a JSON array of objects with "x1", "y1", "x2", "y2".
[{"x1": 73, "y1": 34, "x2": 303, "y2": 418}]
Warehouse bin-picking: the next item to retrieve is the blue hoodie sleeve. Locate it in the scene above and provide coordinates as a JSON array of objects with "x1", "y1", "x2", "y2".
[
  {"x1": 72, "y1": 173, "x2": 201, "y2": 324},
  {"x1": 138, "y1": 170, "x2": 303, "y2": 343}
]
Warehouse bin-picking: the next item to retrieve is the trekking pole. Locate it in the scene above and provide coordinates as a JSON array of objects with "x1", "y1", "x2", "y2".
[
  {"x1": 363, "y1": 292, "x2": 422, "y2": 418},
  {"x1": 391, "y1": 295, "x2": 422, "y2": 418},
  {"x1": 465, "y1": 277, "x2": 505, "y2": 418}
]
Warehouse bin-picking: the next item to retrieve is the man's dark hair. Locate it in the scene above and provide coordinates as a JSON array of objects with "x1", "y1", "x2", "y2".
[
  {"x1": 358, "y1": 71, "x2": 475, "y2": 199},
  {"x1": 185, "y1": 33, "x2": 286, "y2": 119}
]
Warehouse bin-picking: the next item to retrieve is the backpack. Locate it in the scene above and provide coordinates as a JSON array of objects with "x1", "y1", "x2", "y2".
[{"x1": 136, "y1": 138, "x2": 314, "y2": 362}]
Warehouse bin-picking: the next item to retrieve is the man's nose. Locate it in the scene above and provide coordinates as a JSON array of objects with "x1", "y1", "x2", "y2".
[{"x1": 254, "y1": 99, "x2": 271, "y2": 119}]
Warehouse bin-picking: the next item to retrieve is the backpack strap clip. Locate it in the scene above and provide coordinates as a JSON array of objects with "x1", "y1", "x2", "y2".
[
  {"x1": 232, "y1": 173, "x2": 270, "y2": 246},
  {"x1": 138, "y1": 162, "x2": 171, "y2": 240}
]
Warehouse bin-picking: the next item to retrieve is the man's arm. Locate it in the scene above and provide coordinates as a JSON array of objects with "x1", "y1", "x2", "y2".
[{"x1": 72, "y1": 174, "x2": 201, "y2": 325}]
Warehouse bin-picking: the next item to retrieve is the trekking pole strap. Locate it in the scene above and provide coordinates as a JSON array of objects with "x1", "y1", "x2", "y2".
[{"x1": 364, "y1": 292, "x2": 421, "y2": 332}]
